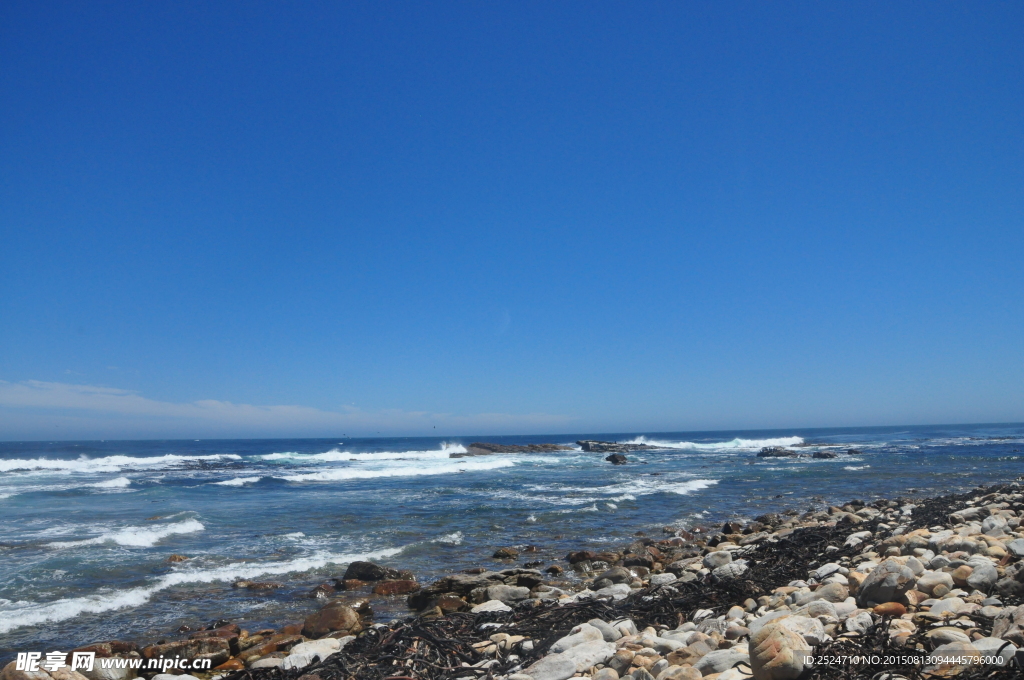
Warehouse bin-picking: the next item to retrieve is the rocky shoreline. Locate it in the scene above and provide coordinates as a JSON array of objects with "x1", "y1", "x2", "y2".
[{"x1": 7, "y1": 479, "x2": 1024, "y2": 680}]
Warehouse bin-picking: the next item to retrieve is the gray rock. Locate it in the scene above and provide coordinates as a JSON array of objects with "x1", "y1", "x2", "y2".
[
  {"x1": 992, "y1": 606, "x2": 1024, "y2": 645},
  {"x1": 845, "y1": 612, "x2": 874, "y2": 635},
  {"x1": 703, "y1": 551, "x2": 732, "y2": 570},
  {"x1": 972, "y1": 637, "x2": 1016, "y2": 666},
  {"x1": 916, "y1": 571, "x2": 954, "y2": 595},
  {"x1": 597, "y1": 567, "x2": 634, "y2": 584},
  {"x1": 486, "y1": 584, "x2": 531, "y2": 603},
  {"x1": 693, "y1": 648, "x2": 749, "y2": 676},
  {"x1": 470, "y1": 599, "x2": 511, "y2": 613},
  {"x1": 594, "y1": 583, "x2": 632, "y2": 600},
  {"x1": 593, "y1": 669, "x2": 619, "y2": 680},
  {"x1": 650, "y1": 660, "x2": 669, "y2": 677},
  {"x1": 588, "y1": 618, "x2": 622, "y2": 642},
  {"x1": 1007, "y1": 539, "x2": 1024, "y2": 558},
  {"x1": 712, "y1": 561, "x2": 749, "y2": 580},
  {"x1": 857, "y1": 559, "x2": 916, "y2": 607},
  {"x1": 557, "y1": 640, "x2": 618, "y2": 672},
  {"x1": 967, "y1": 561, "x2": 999, "y2": 593},
  {"x1": 924, "y1": 642, "x2": 981, "y2": 673},
  {"x1": 550, "y1": 623, "x2": 604, "y2": 653},
  {"x1": 632, "y1": 669, "x2": 656, "y2": 680},
  {"x1": 524, "y1": 654, "x2": 577, "y2": 680},
  {"x1": 248, "y1": 659, "x2": 283, "y2": 670},
  {"x1": 651, "y1": 573, "x2": 678, "y2": 586}
]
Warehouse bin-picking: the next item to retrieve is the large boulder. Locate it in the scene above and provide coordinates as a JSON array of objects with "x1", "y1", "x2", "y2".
[
  {"x1": 749, "y1": 621, "x2": 812, "y2": 680},
  {"x1": 856, "y1": 559, "x2": 916, "y2": 607},
  {"x1": 302, "y1": 601, "x2": 363, "y2": 638}
]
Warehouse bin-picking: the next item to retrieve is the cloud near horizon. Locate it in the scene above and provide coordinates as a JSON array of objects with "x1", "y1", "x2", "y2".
[{"x1": 0, "y1": 380, "x2": 573, "y2": 440}]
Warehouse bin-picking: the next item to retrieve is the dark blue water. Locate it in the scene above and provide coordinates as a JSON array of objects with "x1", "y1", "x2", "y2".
[{"x1": 2, "y1": 423, "x2": 1023, "y2": 661}]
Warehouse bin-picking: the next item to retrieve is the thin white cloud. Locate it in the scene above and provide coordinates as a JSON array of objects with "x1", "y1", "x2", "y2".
[{"x1": 0, "y1": 380, "x2": 572, "y2": 440}]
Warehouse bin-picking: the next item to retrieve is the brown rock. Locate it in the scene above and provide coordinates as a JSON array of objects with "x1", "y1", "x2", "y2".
[
  {"x1": 302, "y1": 601, "x2": 363, "y2": 638},
  {"x1": 212, "y1": 659, "x2": 244, "y2": 672},
  {"x1": 545, "y1": 565, "x2": 564, "y2": 576},
  {"x1": 493, "y1": 547, "x2": 519, "y2": 559},
  {"x1": 951, "y1": 565, "x2": 974, "y2": 588},
  {"x1": 338, "y1": 579, "x2": 367, "y2": 590},
  {"x1": 142, "y1": 637, "x2": 229, "y2": 662},
  {"x1": 280, "y1": 624, "x2": 304, "y2": 636},
  {"x1": 436, "y1": 594, "x2": 468, "y2": 612},
  {"x1": 873, "y1": 602, "x2": 907, "y2": 617},
  {"x1": 372, "y1": 579, "x2": 421, "y2": 596},
  {"x1": 166, "y1": 554, "x2": 189, "y2": 563},
  {"x1": 566, "y1": 550, "x2": 596, "y2": 563}
]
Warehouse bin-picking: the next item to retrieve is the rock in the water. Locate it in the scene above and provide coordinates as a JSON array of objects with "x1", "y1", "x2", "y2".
[
  {"x1": 493, "y1": 547, "x2": 519, "y2": 559},
  {"x1": 577, "y1": 440, "x2": 658, "y2": 453},
  {"x1": 341, "y1": 561, "x2": 410, "y2": 582},
  {"x1": 605, "y1": 454, "x2": 628, "y2": 464},
  {"x1": 371, "y1": 579, "x2": 420, "y2": 596},
  {"x1": 811, "y1": 451, "x2": 837, "y2": 459},
  {"x1": 857, "y1": 559, "x2": 916, "y2": 607},
  {"x1": 757, "y1": 447, "x2": 799, "y2": 458},
  {"x1": 749, "y1": 621, "x2": 812, "y2": 680}
]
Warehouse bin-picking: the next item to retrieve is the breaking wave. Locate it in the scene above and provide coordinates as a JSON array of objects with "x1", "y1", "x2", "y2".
[
  {"x1": 214, "y1": 476, "x2": 261, "y2": 486},
  {"x1": 623, "y1": 436, "x2": 804, "y2": 450},
  {"x1": 46, "y1": 519, "x2": 205, "y2": 549},
  {"x1": 0, "y1": 453, "x2": 241, "y2": 474}
]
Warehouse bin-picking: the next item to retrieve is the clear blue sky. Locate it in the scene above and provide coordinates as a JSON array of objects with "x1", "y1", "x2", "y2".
[{"x1": 1, "y1": 2, "x2": 1022, "y2": 440}]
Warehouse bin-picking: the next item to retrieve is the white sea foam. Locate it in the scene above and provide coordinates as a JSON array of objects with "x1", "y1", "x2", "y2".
[
  {"x1": 46, "y1": 519, "x2": 205, "y2": 549},
  {"x1": 844, "y1": 465, "x2": 871, "y2": 471},
  {"x1": 279, "y1": 457, "x2": 514, "y2": 482},
  {"x1": 0, "y1": 546, "x2": 404, "y2": 635},
  {"x1": 606, "y1": 503, "x2": 617, "y2": 510},
  {"x1": 214, "y1": 476, "x2": 261, "y2": 486},
  {"x1": 623, "y1": 436, "x2": 804, "y2": 450},
  {"x1": 261, "y1": 442, "x2": 467, "y2": 463},
  {"x1": 555, "y1": 504, "x2": 599, "y2": 514},
  {"x1": 432, "y1": 531, "x2": 463, "y2": 545},
  {"x1": 0, "y1": 454, "x2": 241, "y2": 474},
  {"x1": 89, "y1": 477, "x2": 132, "y2": 488},
  {"x1": 282, "y1": 532, "x2": 306, "y2": 539}
]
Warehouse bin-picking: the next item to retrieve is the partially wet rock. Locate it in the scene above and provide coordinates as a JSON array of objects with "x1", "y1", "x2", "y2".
[{"x1": 301, "y1": 601, "x2": 362, "y2": 638}]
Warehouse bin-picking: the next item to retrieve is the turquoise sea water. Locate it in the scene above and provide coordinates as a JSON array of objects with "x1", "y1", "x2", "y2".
[{"x1": 2, "y1": 423, "x2": 1023, "y2": 662}]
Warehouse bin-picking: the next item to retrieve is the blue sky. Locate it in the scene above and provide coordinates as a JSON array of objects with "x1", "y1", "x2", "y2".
[{"x1": 1, "y1": 2, "x2": 1022, "y2": 439}]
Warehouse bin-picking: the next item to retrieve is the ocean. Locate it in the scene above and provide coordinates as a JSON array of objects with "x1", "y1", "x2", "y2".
[{"x1": 2, "y1": 423, "x2": 1023, "y2": 662}]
